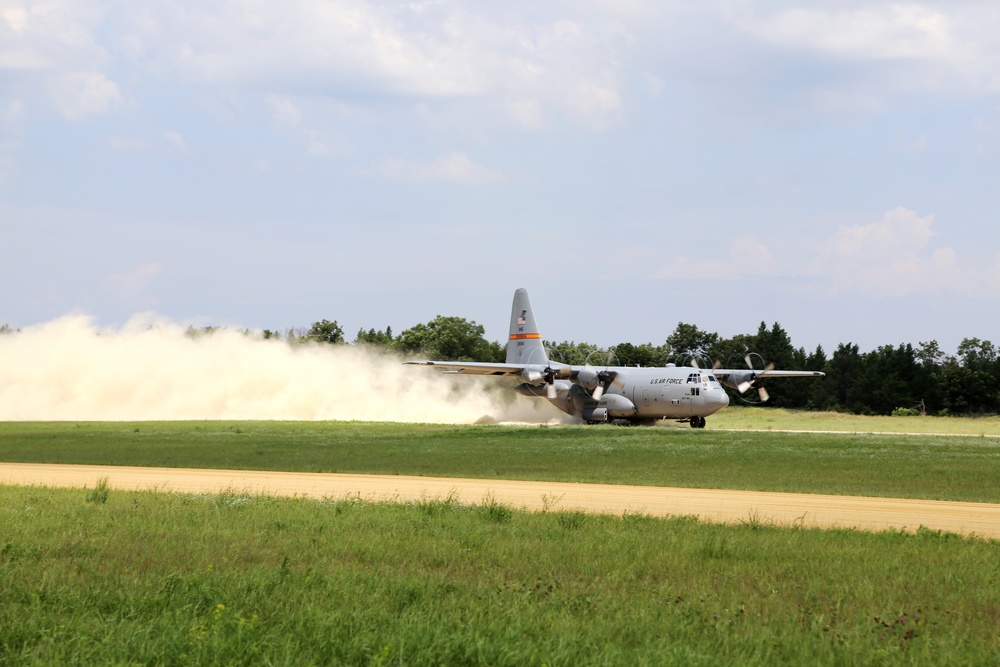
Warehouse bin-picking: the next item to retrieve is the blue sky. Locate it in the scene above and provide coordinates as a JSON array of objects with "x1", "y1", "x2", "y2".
[{"x1": 2, "y1": 0, "x2": 999, "y2": 357}]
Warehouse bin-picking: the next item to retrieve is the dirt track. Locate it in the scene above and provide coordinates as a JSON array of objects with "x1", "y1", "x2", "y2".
[{"x1": 3, "y1": 462, "x2": 1000, "y2": 539}]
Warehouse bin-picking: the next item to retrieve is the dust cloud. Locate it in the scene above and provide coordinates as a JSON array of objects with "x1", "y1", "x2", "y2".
[{"x1": 0, "y1": 315, "x2": 558, "y2": 423}]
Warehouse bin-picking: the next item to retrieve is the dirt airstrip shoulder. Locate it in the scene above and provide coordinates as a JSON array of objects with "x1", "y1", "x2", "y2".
[{"x1": 4, "y1": 462, "x2": 1000, "y2": 539}]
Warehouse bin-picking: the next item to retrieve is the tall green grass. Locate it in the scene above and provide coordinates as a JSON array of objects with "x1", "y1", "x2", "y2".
[
  {"x1": 3, "y1": 420, "x2": 1000, "y2": 502},
  {"x1": 2, "y1": 485, "x2": 998, "y2": 665},
  {"x1": 714, "y1": 407, "x2": 1000, "y2": 435}
]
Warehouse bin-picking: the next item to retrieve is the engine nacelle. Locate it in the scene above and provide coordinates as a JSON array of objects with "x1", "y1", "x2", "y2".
[
  {"x1": 572, "y1": 392, "x2": 636, "y2": 418},
  {"x1": 514, "y1": 380, "x2": 571, "y2": 398},
  {"x1": 581, "y1": 407, "x2": 608, "y2": 422},
  {"x1": 520, "y1": 365, "x2": 546, "y2": 384},
  {"x1": 719, "y1": 371, "x2": 757, "y2": 392},
  {"x1": 602, "y1": 393, "x2": 637, "y2": 417},
  {"x1": 575, "y1": 368, "x2": 599, "y2": 389}
]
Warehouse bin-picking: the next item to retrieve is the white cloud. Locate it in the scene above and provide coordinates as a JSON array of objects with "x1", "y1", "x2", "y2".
[
  {"x1": 1, "y1": 3, "x2": 30, "y2": 33},
  {"x1": 811, "y1": 207, "x2": 1000, "y2": 297},
  {"x1": 264, "y1": 95, "x2": 351, "y2": 156},
  {"x1": 7, "y1": 1, "x2": 1000, "y2": 133},
  {"x1": 379, "y1": 151, "x2": 504, "y2": 185},
  {"x1": 828, "y1": 207, "x2": 935, "y2": 258},
  {"x1": 639, "y1": 208, "x2": 1000, "y2": 301},
  {"x1": 1, "y1": 0, "x2": 123, "y2": 114},
  {"x1": 751, "y1": 6, "x2": 956, "y2": 61},
  {"x1": 48, "y1": 70, "x2": 122, "y2": 119},
  {"x1": 651, "y1": 235, "x2": 777, "y2": 280},
  {"x1": 110, "y1": 1, "x2": 631, "y2": 131},
  {"x1": 738, "y1": 4, "x2": 1000, "y2": 95},
  {"x1": 565, "y1": 76, "x2": 623, "y2": 130}
]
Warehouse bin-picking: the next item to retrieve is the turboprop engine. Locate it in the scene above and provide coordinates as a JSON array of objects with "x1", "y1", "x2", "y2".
[
  {"x1": 520, "y1": 365, "x2": 547, "y2": 384},
  {"x1": 571, "y1": 367, "x2": 619, "y2": 400},
  {"x1": 719, "y1": 353, "x2": 774, "y2": 403},
  {"x1": 519, "y1": 363, "x2": 572, "y2": 399}
]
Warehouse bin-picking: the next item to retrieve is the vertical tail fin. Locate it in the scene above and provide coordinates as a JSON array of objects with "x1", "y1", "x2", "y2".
[{"x1": 506, "y1": 288, "x2": 547, "y2": 365}]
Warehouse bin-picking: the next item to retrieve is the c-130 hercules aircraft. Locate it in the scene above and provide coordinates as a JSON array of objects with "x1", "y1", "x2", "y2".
[{"x1": 405, "y1": 288, "x2": 824, "y2": 427}]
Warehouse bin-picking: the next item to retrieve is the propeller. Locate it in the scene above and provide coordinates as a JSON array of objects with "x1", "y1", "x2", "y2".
[
  {"x1": 543, "y1": 365, "x2": 558, "y2": 399},
  {"x1": 524, "y1": 346, "x2": 570, "y2": 399},
  {"x1": 582, "y1": 350, "x2": 622, "y2": 400},
  {"x1": 543, "y1": 345, "x2": 568, "y2": 399},
  {"x1": 734, "y1": 352, "x2": 774, "y2": 403},
  {"x1": 679, "y1": 353, "x2": 715, "y2": 371}
]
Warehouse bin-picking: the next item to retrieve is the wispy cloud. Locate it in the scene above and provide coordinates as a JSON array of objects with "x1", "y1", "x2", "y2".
[
  {"x1": 735, "y1": 4, "x2": 1000, "y2": 97},
  {"x1": 811, "y1": 208, "x2": 999, "y2": 297},
  {"x1": 379, "y1": 151, "x2": 504, "y2": 185},
  {"x1": 164, "y1": 130, "x2": 189, "y2": 153},
  {"x1": 5, "y1": 2, "x2": 630, "y2": 130},
  {"x1": 48, "y1": 71, "x2": 122, "y2": 120},
  {"x1": 641, "y1": 208, "x2": 1000, "y2": 300},
  {"x1": 651, "y1": 235, "x2": 778, "y2": 281}
]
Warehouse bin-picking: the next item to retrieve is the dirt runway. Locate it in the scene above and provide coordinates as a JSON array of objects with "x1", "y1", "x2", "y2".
[{"x1": 3, "y1": 462, "x2": 1000, "y2": 539}]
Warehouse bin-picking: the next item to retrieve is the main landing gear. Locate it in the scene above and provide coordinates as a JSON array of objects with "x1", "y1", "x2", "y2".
[{"x1": 689, "y1": 416, "x2": 707, "y2": 429}]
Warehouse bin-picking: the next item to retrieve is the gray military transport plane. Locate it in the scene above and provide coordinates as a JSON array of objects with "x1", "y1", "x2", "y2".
[{"x1": 405, "y1": 288, "x2": 824, "y2": 427}]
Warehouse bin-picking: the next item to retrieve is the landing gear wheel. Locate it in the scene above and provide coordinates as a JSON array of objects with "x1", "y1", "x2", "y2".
[{"x1": 689, "y1": 416, "x2": 707, "y2": 429}]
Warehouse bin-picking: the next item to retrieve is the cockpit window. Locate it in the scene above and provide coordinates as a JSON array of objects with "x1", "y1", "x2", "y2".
[{"x1": 687, "y1": 373, "x2": 700, "y2": 384}]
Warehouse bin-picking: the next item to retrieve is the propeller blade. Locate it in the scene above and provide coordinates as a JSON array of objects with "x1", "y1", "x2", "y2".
[
  {"x1": 737, "y1": 381, "x2": 752, "y2": 394},
  {"x1": 547, "y1": 383, "x2": 557, "y2": 399},
  {"x1": 744, "y1": 355, "x2": 753, "y2": 369},
  {"x1": 758, "y1": 386, "x2": 770, "y2": 403},
  {"x1": 592, "y1": 385, "x2": 605, "y2": 400}
]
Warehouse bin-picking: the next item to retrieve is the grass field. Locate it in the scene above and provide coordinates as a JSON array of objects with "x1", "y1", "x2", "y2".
[
  {"x1": 3, "y1": 412, "x2": 1000, "y2": 664},
  {"x1": 713, "y1": 407, "x2": 1000, "y2": 436},
  {"x1": 2, "y1": 484, "x2": 999, "y2": 665},
  {"x1": 3, "y1": 414, "x2": 1000, "y2": 502}
]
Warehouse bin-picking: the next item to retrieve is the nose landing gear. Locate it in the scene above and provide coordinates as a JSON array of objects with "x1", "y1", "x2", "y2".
[{"x1": 689, "y1": 416, "x2": 707, "y2": 429}]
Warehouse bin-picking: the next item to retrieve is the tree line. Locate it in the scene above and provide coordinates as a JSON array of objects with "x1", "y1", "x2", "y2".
[{"x1": 264, "y1": 316, "x2": 1000, "y2": 417}]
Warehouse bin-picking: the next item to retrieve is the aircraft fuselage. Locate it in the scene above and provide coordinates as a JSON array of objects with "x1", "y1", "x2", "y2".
[{"x1": 514, "y1": 365, "x2": 729, "y2": 425}]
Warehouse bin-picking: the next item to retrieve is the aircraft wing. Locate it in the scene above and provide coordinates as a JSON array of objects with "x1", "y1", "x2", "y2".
[
  {"x1": 402, "y1": 360, "x2": 530, "y2": 378},
  {"x1": 712, "y1": 369, "x2": 825, "y2": 381},
  {"x1": 712, "y1": 367, "x2": 824, "y2": 398}
]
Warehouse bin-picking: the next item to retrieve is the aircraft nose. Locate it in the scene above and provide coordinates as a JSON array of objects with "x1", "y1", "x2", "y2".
[{"x1": 709, "y1": 389, "x2": 729, "y2": 411}]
